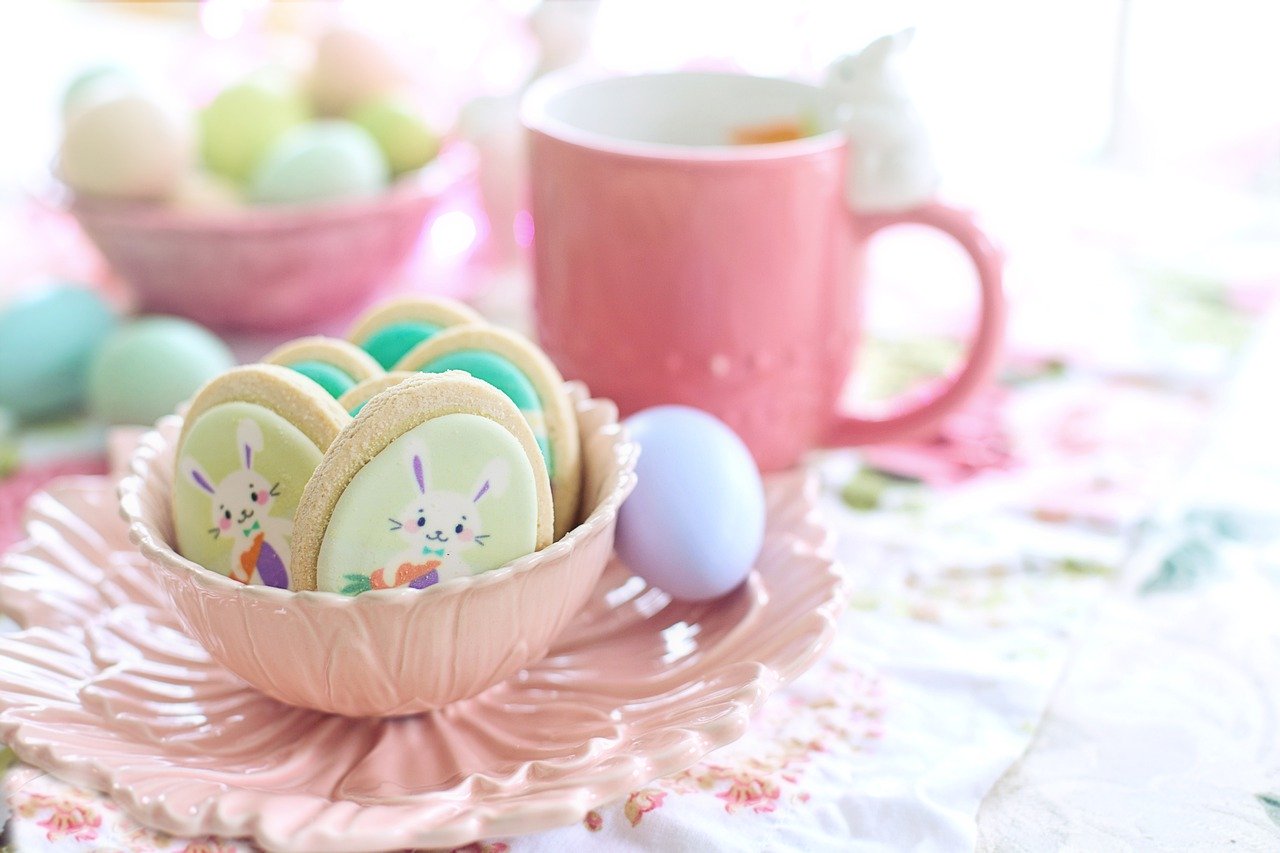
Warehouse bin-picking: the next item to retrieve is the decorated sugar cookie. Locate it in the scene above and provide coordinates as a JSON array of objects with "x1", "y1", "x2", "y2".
[
  {"x1": 174, "y1": 365, "x2": 350, "y2": 589},
  {"x1": 346, "y1": 296, "x2": 483, "y2": 370},
  {"x1": 261, "y1": 336, "x2": 383, "y2": 400},
  {"x1": 336, "y1": 370, "x2": 414, "y2": 415},
  {"x1": 291, "y1": 372, "x2": 553, "y2": 594},
  {"x1": 394, "y1": 325, "x2": 581, "y2": 539}
]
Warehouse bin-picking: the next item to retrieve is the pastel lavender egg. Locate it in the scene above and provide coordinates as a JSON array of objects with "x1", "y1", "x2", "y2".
[{"x1": 616, "y1": 406, "x2": 765, "y2": 601}]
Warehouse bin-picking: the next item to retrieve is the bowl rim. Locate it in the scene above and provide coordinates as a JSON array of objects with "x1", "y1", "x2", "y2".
[
  {"x1": 57, "y1": 142, "x2": 477, "y2": 233},
  {"x1": 118, "y1": 382, "x2": 638, "y2": 608}
]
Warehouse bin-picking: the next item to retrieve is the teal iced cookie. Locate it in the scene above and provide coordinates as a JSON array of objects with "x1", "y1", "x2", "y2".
[
  {"x1": 260, "y1": 336, "x2": 383, "y2": 400},
  {"x1": 345, "y1": 295, "x2": 482, "y2": 371}
]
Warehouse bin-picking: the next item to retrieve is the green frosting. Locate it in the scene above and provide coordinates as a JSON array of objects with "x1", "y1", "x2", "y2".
[
  {"x1": 362, "y1": 321, "x2": 443, "y2": 370},
  {"x1": 417, "y1": 350, "x2": 554, "y2": 475},
  {"x1": 173, "y1": 401, "x2": 323, "y2": 585},
  {"x1": 316, "y1": 413, "x2": 538, "y2": 594},
  {"x1": 288, "y1": 360, "x2": 355, "y2": 399}
]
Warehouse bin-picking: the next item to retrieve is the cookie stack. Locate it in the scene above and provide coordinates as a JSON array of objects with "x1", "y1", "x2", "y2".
[{"x1": 171, "y1": 297, "x2": 580, "y2": 595}]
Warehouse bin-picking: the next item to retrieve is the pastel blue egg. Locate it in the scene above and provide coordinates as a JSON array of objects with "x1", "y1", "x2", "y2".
[
  {"x1": 0, "y1": 284, "x2": 117, "y2": 420},
  {"x1": 248, "y1": 120, "x2": 389, "y2": 205},
  {"x1": 616, "y1": 406, "x2": 765, "y2": 601}
]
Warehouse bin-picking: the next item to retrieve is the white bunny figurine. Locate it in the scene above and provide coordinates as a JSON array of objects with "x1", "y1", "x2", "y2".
[
  {"x1": 457, "y1": 0, "x2": 601, "y2": 261},
  {"x1": 824, "y1": 28, "x2": 939, "y2": 212}
]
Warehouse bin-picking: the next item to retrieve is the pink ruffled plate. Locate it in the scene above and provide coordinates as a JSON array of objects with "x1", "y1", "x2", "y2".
[{"x1": 0, "y1": 472, "x2": 844, "y2": 852}]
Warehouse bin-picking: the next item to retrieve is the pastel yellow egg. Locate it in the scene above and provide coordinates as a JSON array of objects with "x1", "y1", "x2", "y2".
[
  {"x1": 59, "y1": 91, "x2": 192, "y2": 200},
  {"x1": 200, "y1": 74, "x2": 308, "y2": 183},
  {"x1": 349, "y1": 97, "x2": 440, "y2": 175},
  {"x1": 309, "y1": 28, "x2": 404, "y2": 117}
]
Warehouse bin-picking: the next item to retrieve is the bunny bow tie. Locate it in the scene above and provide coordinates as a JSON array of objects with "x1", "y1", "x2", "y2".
[
  {"x1": 242, "y1": 521, "x2": 260, "y2": 538},
  {"x1": 422, "y1": 546, "x2": 445, "y2": 557}
]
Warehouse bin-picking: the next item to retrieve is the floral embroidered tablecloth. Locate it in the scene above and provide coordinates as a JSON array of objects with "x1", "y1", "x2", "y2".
[{"x1": 1, "y1": 192, "x2": 1278, "y2": 851}]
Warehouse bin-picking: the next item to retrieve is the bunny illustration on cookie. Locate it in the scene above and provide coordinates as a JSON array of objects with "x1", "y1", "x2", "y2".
[
  {"x1": 172, "y1": 364, "x2": 350, "y2": 589},
  {"x1": 292, "y1": 372, "x2": 553, "y2": 595},
  {"x1": 340, "y1": 451, "x2": 510, "y2": 594},
  {"x1": 182, "y1": 419, "x2": 291, "y2": 587},
  {"x1": 824, "y1": 28, "x2": 938, "y2": 212},
  {"x1": 394, "y1": 325, "x2": 581, "y2": 539}
]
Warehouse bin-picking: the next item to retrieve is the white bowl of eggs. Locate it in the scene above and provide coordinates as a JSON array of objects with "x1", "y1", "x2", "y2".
[{"x1": 57, "y1": 29, "x2": 473, "y2": 332}]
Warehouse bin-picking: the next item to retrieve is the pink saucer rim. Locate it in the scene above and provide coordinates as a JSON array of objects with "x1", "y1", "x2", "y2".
[{"x1": 118, "y1": 382, "x2": 638, "y2": 607}]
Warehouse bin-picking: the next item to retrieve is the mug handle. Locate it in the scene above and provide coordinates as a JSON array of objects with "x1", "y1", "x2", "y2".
[{"x1": 825, "y1": 202, "x2": 1007, "y2": 446}]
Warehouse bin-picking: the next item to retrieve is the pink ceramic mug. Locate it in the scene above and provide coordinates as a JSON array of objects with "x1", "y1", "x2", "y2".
[{"x1": 523, "y1": 72, "x2": 1005, "y2": 471}]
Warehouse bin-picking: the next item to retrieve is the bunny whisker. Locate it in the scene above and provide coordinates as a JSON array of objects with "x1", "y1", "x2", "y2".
[
  {"x1": 388, "y1": 518, "x2": 402, "y2": 531},
  {"x1": 208, "y1": 527, "x2": 220, "y2": 539},
  {"x1": 269, "y1": 482, "x2": 281, "y2": 497}
]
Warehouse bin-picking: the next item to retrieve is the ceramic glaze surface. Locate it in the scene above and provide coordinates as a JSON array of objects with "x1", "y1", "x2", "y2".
[
  {"x1": 525, "y1": 72, "x2": 1005, "y2": 470},
  {"x1": 0, "y1": 464, "x2": 841, "y2": 852}
]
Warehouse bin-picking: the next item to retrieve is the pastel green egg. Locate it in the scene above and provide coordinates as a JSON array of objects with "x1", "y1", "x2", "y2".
[
  {"x1": 87, "y1": 317, "x2": 235, "y2": 425},
  {"x1": 248, "y1": 120, "x2": 389, "y2": 205},
  {"x1": 0, "y1": 407, "x2": 16, "y2": 475},
  {"x1": 200, "y1": 75, "x2": 308, "y2": 183},
  {"x1": 349, "y1": 97, "x2": 440, "y2": 175},
  {"x1": 0, "y1": 284, "x2": 117, "y2": 421}
]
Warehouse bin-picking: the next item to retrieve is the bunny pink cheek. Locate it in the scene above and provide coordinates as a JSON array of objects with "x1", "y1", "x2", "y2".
[
  {"x1": 458, "y1": 530, "x2": 474, "y2": 543},
  {"x1": 256, "y1": 493, "x2": 270, "y2": 505},
  {"x1": 218, "y1": 518, "x2": 233, "y2": 531}
]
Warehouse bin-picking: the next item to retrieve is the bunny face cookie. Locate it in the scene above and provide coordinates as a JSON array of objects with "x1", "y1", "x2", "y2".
[
  {"x1": 394, "y1": 325, "x2": 581, "y2": 539},
  {"x1": 346, "y1": 296, "x2": 482, "y2": 370},
  {"x1": 173, "y1": 365, "x2": 349, "y2": 588},
  {"x1": 291, "y1": 372, "x2": 553, "y2": 594}
]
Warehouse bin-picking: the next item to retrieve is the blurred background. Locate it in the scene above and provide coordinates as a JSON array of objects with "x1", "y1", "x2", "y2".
[
  {"x1": 2, "y1": 0, "x2": 1277, "y2": 361},
  {"x1": 0, "y1": 0, "x2": 1278, "y2": 476}
]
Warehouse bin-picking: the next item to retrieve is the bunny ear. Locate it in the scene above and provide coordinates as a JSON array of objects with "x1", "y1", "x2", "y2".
[
  {"x1": 856, "y1": 30, "x2": 908, "y2": 68},
  {"x1": 236, "y1": 419, "x2": 264, "y2": 469},
  {"x1": 182, "y1": 456, "x2": 216, "y2": 495},
  {"x1": 412, "y1": 454, "x2": 427, "y2": 495},
  {"x1": 472, "y1": 458, "x2": 510, "y2": 503}
]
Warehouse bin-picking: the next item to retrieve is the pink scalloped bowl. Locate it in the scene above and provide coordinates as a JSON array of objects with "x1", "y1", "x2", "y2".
[
  {"x1": 68, "y1": 145, "x2": 475, "y2": 332},
  {"x1": 118, "y1": 383, "x2": 637, "y2": 717}
]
